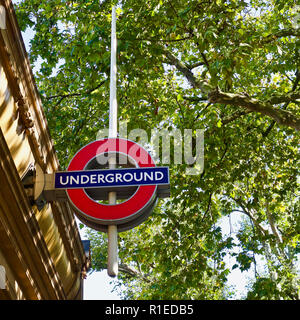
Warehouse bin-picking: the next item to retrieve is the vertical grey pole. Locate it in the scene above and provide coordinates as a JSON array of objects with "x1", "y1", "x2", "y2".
[
  {"x1": 109, "y1": 6, "x2": 118, "y2": 138},
  {"x1": 107, "y1": 5, "x2": 118, "y2": 277}
]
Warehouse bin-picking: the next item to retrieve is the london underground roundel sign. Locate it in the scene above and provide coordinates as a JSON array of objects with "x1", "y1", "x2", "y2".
[{"x1": 59, "y1": 138, "x2": 169, "y2": 232}]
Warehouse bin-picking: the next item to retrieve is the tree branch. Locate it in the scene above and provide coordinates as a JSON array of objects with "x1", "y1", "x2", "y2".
[
  {"x1": 208, "y1": 88, "x2": 300, "y2": 131},
  {"x1": 233, "y1": 199, "x2": 268, "y2": 237},
  {"x1": 186, "y1": 61, "x2": 206, "y2": 69},
  {"x1": 163, "y1": 47, "x2": 300, "y2": 131},
  {"x1": 265, "y1": 204, "x2": 282, "y2": 245},
  {"x1": 119, "y1": 263, "x2": 152, "y2": 283},
  {"x1": 46, "y1": 79, "x2": 107, "y2": 100},
  {"x1": 263, "y1": 70, "x2": 300, "y2": 137},
  {"x1": 118, "y1": 263, "x2": 139, "y2": 277},
  {"x1": 221, "y1": 110, "x2": 253, "y2": 125},
  {"x1": 257, "y1": 28, "x2": 300, "y2": 46},
  {"x1": 267, "y1": 91, "x2": 300, "y2": 105},
  {"x1": 119, "y1": 36, "x2": 192, "y2": 43},
  {"x1": 162, "y1": 47, "x2": 211, "y2": 93},
  {"x1": 183, "y1": 95, "x2": 208, "y2": 102},
  {"x1": 201, "y1": 193, "x2": 212, "y2": 223}
]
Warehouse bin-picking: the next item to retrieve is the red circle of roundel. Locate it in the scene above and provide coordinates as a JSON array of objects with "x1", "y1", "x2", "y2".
[{"x1": 66, "y1": 138, "x2": 156, "y2": 224}]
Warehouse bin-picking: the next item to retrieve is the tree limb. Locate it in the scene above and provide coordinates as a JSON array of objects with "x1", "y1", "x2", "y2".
[
  {"x1": 267, "y1": 91, "x2": 300, "y2": 105},
  {"x1": 263, "y1": 70, "x2": 300, "y2": 137},
  {"x1": 118, "y1": 264, "x2": 152, "y2": 283},
  {"x1": 163, "y1": 47, "x2": 300, "y2": 131},
  {"x1": 162, "y1": 47, "x2": 212, "y2": 93},
  {"x1": 221, "y1": 110, "x2": 253, "y2": 125},
  {"x1": 186, "y1": 61, "x2": 206, "y2": 69},
  {"x1": 265, "y1": 204, "x2": 282, "y2": 245},
  {"x1": 208, "y1": 88, "x2": 300, "y2": 131},
  {"x1": 201, "y1": 193, "x2": 212, "y2": 223},
  {"x1": 118, "y1": 263, "x2": 139, "y2": 277},
  {"x1": 46, "y1": 79, "x2": 107, "y2": 100},
  {"x1": 119, "y1": 36, "x2": 192, "y2": 43},
  {"x1": 183, "y1": 95, "x2": 208, "y2": 102},
  {"x1": 233, "y1": 200, "x2": 268, "y2": 237},
  {"x1": 257, "y1": 28, "x2": 300, "y2": 46}
]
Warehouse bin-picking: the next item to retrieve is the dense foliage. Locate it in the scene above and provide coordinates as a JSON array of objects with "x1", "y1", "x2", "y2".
[{"x1": 15, "y1": 0, "x2": 299, "y2": 299}]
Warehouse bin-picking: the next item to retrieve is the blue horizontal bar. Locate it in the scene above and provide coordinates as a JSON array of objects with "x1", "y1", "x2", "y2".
[{"x1": 55, "y1": 167, "x2": 169, "y2": 189}]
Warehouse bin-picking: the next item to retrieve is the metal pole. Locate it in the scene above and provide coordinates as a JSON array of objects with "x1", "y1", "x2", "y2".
[
  {"x1": 109, "y1": 5, "x2": 118, "y2": 138},
  {"x1": 107, "y1": 5, "x2": 118, "y2": 277}
]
